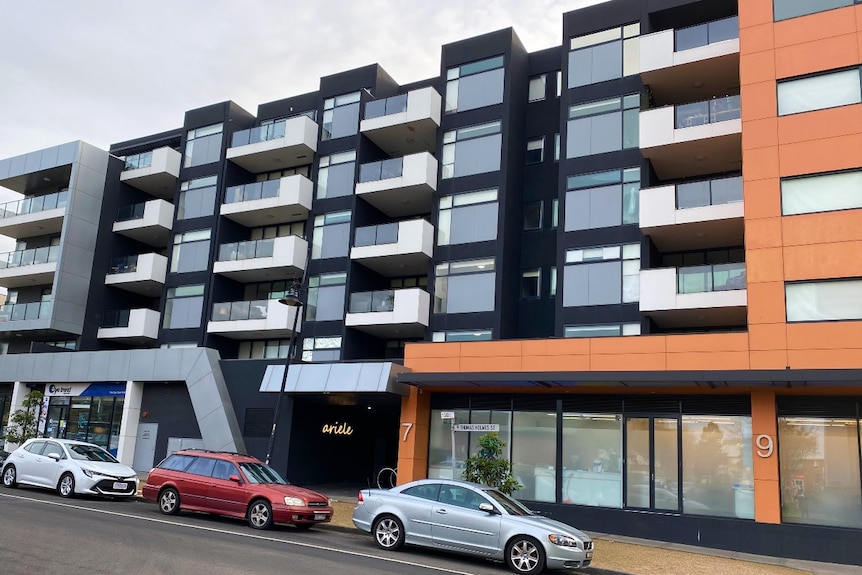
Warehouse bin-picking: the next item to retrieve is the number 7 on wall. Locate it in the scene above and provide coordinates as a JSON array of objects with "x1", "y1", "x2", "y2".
[{"x1": 401, "y1": 422, "x2": 413, "y2": 442}]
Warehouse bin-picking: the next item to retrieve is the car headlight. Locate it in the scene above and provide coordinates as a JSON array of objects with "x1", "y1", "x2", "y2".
[
  {"x1": 81, "y1": 468, "x2": 95, "y2": 478},
  {"x1": 548, "y1": 534, "x2": 581, "y2": 548},
  {"x1": 283, "y1": 496, "x2": 306, "y2": 506}
]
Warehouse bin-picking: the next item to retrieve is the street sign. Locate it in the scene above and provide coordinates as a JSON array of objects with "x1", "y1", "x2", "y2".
[
  {"x1": 453, "y1": 424, "x2": 500, "y2": 432},
  {"x1": 440, "y1": 411, "x2": 455, "y2": 420}
]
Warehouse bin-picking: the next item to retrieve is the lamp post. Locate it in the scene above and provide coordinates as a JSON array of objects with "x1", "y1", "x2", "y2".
[{"x1": 264, "y1": 277, "x2": 303, "y2": 466}]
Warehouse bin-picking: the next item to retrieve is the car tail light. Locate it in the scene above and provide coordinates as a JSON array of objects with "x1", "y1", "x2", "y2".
[{"x1": 357, "y1": 490, "x2": 364, "y2": 503}]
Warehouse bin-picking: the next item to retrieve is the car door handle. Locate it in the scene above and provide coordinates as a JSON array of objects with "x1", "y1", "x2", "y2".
[{"x1": 436, "y1": 508, "x2": 447, "y2": 514}]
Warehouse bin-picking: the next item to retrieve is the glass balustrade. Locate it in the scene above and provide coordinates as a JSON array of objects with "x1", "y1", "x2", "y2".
[
  {"x1": 224, "y1": 179, "x2": 281, "y2": 204},
  {"x1": 676, "y1": 176, "x2": 743, "y2": 209},
  {"x1": 674, "y1": 16, "x2": 739, "y2": 52},
  {"x1": 211, "y1": 299, "x2": 270, "y2": 322},
  {"x1": 108, "y1": 255, "x2": 140, "y2": 274},
  {"x1": 358, "y1": 157, "x2": 404, "y2": 183},
  {"x1": 675, "y1": 95, "x2": 741, "y2": 128},
  {"x1": 364, "y1": 94, "x2": 409, "y2": 120},
  {"x1": 677, "y1": 262, "x2": 747, "y2": 294},
  {"x1": 0, "y1": 190, "x2": 69, "y2": 220},
  {"x1": 101, "y1": 309, "x2": 131, "y2": 329},
  {"x1": 349, "y1": 289, "x2": 395, "y2": 313},
  {"x1": 116, "y1": 202, "x2": 146, "y2": 222},
  {"x1": 123, "y1": 151, "x2": 153, "y2": 171},
  {"x1": 217, "y1": 238, "x2": 275, "y2": 262},
  {"x1": 354, "y1": 222, "x2": 399, "y2": 247},
  {"x1": 231, "y1": 120, "x2": 288, "y2": 147},
  {"x1": 0, "y1": 245, "x2": 60, "y2": 270},
  {"x1": 0, "y1": 300, "x2": 52, "y2": 323}
]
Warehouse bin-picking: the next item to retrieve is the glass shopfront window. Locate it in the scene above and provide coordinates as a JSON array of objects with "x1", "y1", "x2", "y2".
[
  {"x1": 42, "y1": 384, "x2": 126, "y2": 456},
  {"x1": 0, "y1": 390, "x2": 11, "y2": 442},
  {"x1": 563, "y1": 414, "x2": 623, "y2": 507}
]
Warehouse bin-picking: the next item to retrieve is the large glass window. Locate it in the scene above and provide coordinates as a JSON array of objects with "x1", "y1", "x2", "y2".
[
  {"x1": 567, "y1": 94, "x2": 639, "y2": 158},
  {"x1": 565, "y1": 167, "x2": 640, "y2": 230},
  {"x1": 568, "y1": 24, "x2": 639, "y2": 88},
  {"x1": 442, "y1": 121, "x2": 502, "y2": 179},
  {"x1": 317, "y1": 151, "x2": 356, "y2": 199},
  {"x1": 511, "y1": 411, "x2": 557, "y2": 502},
  {"x1": 184, "y1": 123, "x2": 223, "y2": 168},
  {"x1": 786, "y1": 279, "x2": 862, "y2": 322},
  {"x1": 302, "y1": 336, "x2": 342, "y2": 362},
  {"x1": 306, "y1": 272, "x2": 347, "y2": 322},
  {"x1": 777, "y1": 68, "x2": 862, "y2": 116},
  {"x1": 773, "y1": 0, "x2": 859, "y2": 22},
  {"x1": 563, "y1": 243, "x2": 640, "y2": 307},
  {"x1": 528, "y1": 74, "x2": 546, "y2": 102},
  {"x1": 163, "y1": 284, "x2": 205, "y2": 329},
  {"x1": 446, "y1": 55, "x2": 505, "y2": 113},
  {"x1": 562, "y1": 414, "x2": 623, "y2": 508},
  {"x1": 170, "y1": 229, "x2": 211, "y2": 273},
  {"x1": 434, "y1": 258, "x2": 496, "y2": 314},
  {"x1": 178, "y1": 175, "x2": 217, "y2": 220},
  {"x1": 311, "y1": 211, "x2": 351, "y2": 259},
  {"x1": 781, "y1": 169, "x2": 862, "y2": 216},
  {"x1": 437, "y1": 188, "x2": 498, "y2": 246},
  {"x1": 322, "y1": 92, "x2": 361, "y2": 140},
  {"x1": 431, "y1": 330, "x2": 493, "y2": 342},
  {"x1": 564, "y1": 323, "x2": 641, "y2": 338}
]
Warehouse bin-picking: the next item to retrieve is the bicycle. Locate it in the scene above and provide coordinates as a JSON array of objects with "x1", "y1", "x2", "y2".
[{"x1": 376, "y1": 466, "x2": 397, "y2": 489}]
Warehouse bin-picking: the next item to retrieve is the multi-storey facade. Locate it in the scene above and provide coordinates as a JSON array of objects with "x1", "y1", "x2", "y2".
[{"x1": 1, "y1": 0, "x2": 862, "y2": 564}]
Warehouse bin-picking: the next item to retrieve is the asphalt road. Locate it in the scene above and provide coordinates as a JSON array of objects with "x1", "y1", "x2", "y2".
[{"x1": 0, "y1": 487, "x2": 543, "y2": 575}]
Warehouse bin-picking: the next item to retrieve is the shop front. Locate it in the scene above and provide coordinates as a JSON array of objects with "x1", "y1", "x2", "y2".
[
  {"x1": 40, "y1": 382, "x2": 126, "y2": 456},
  {"x1": 0, "y1": 384, "x2": 12, "y2": 444}
]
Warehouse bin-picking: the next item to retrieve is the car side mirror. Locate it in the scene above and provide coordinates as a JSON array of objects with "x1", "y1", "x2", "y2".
[
  {"x1": 229, "y1": 474, "x2": 242, "y2": 484},
  {"x1": 47, "y1": 453, "x2": 61, "y2": 462},
  {"x1": 478, "y1": 502, "x2": 498, "y2": 514}
]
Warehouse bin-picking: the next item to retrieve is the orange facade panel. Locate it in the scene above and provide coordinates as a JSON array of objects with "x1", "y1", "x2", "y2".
[
  {"x1": 783, "y1": 241, "x2": 862, "y2": 281},
  {"x1": 742, "y1": 117, "x2": 779, "y2": 150},
  {"x1": 665, "y1": 351, "x2": 750, "y2": 371},
  {"x1": 787, "y1": 321, "x2": 862, "y2": 350},
  {"x1": 788, "y1": 349, "x2": 862, "y2": 369},
  {"x1": 779, "y1": 133, "x2": 862, "y2": 177},
  {"x1": 740, "y1": 23, "x2": 775, "y2": 55},
  {"x1": 774, "y1": 33, "x2": 860, "y2": 80},
  {"x1": 740, "y1": 50, "x2": 776, "y2": 85},
  {"x1": 777, "y1": 105, "x2": 862, "y2": 146},
  {"x1": 742, "y1": 146, "x2": 780, "y2": 181},
  {"x1": 746, "y1": 217, "x2": 783, "y2": 249},
  {"x1": 739, "y1": 0, "x2": 773, "y2": 28},
  {"x1": 745, "y1": 247, "x2": 785, "y2": 283},
  {"x1": 773, "y1": 6, "x2": 858, "y2": 49},
  {"x1": 742, "y1": 178, "x2": 781, "y2": 219},
  {"x1": 665, "y1": 332, "x2": 749, "y2": 353},
  {"x1": 746, "y1": 282, "x2": 787, "y2": 325},
  {"x1": 748, "y1": 323, "x2": 787, "y2": 351},
  {"x1": 783, "y1": 210, "x2": 862, "y2": 246},
  {"x1": 404, "y1": 342, "x2": 461, "y2": 359},
  {"x1": 750, "y1": 349, "x2": 790, "y2": 369}
]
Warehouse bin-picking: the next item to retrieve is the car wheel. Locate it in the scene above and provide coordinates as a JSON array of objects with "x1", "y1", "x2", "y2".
[
  {"x1": 57, "y1": 473, "x2": 76, "y2": 498},
  {"x1": 2, "y1": 465, "x2": 17, "y2": 488},
  {"x1": 159, "y1": 488, "x2": 181, "y2": 515},
  {"x1": 373, "y1": 515, "x2": 405, "y2": 551},
  {"x1": 505, "y1": 536, "x2": 546, "y2": 575},
  {"x1": 247, "y1": 499, "x2": 273, "y2": 530}
]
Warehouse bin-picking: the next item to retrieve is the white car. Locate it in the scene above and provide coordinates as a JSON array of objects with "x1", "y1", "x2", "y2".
[{"x1": 1, "y1": 438, "x2": 138, "y2": 498}]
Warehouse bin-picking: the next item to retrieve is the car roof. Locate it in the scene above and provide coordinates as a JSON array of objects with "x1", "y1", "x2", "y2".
[
  {"x1": 399, "y1": 478, "x2": 489, "y2": 490},
  {"x1": 29, "y1": 438, "x2": 100, "y2": 448},
  {"x1": 172, "y1": 449, "x2": 260, "y2": 463}
]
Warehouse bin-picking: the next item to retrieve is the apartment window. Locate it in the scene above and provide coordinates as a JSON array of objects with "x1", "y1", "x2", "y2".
[
  {"x1": 556, "y1": 70, "x2": 562, "y2": 97},
  {"x1": 550, "y1": 266, "x2": 557, "y2": 297},
  {"x1": 170, "y1": 229, "x2": 211, "y2": 273},
  {"x1": 432, "y1": 330, "x2": 493, "y2": 342},
  {"x1": 566, "y1": 167, "x2": 641, "y2": 230},
  {"x1": 311, "y1": 211, "x2": 351, "y2": 259},
  {"x1": 306, "y1": 272, "x2": 347, "y2": 322},
  {"x1": 322, "y1": 91, "x2": 361, "y2": 140},
  {"x1": 160, "y1": 342, "x2": 196, "y2": 349},
  {"x1": 777, "y1": 68, "x2": 862, "y2": 116},
  {"x1": 563, "y1": 243, "x2": 640, "y2": 307},
  {"x1": 42, "y1": 340, "x2": 77, "y2": 350},
  {"x1": 177, "y1": 175, "x2": 217, "y2": 220},
  {"x1": 238, "y1": 339, "x2": 292, "y2": 360},
  {"x1": 567, "y1": 94, "x2": 639, "y2": 158},
  {"x1": 434, "y1": 258, "x2": 496, "y2": 314},
  {"x1": 184, "y1": 123, "x2": 223, "y2": 168},
  {"x1": 773, "y1": 0, "x2": 860, "y2": 22},
  {"x1": 249, "y1": 222, "x2": 304, "y2": 241},
  {"x1": 786, "y1": 279, "x2": 862, "y2": 322},
  {"x1": 782, "y1": 169, "x2": 862, "y2": 215},
  {"x1": 526, "y1": 138, "x2": 544, "y2": 164},
  {"x1": 521, "y1": 269, "x2": 541, "y2": 298},
  {"x1": 568, "y1": 24, "x2": 640, "y2": 88},
  {"x1": 302, "y1": 337, "x2": 342, "y2": 362},
  {"x1": 438, "y1": 188, "x2": 498, "y2": 246},
  {"x1": 317, "y1": 151, "x2": 356, "y2": 199},
  {"x1": 442, "y1": 121, "x2": 502, "y2": 179},
  {"x1": 523, "y1": 201, "x2": 543, "y2": 230},
  {"x1": 242, "y1": 280, "x2": 301, "y2": 302},
  {"x1": 564, "y1": 323, "x2": 640, "y2": 338},
  {"x1": 528, "y1": 74, "x2": 547, "y2": 102},
  {"x1": 554, "y1": 133, "x2": 560, "y2": 161},
  {"x1": 551, "y1": 199, "x2": 559, "y2": 228},
  {"x1": 445, "y1": 55, "x2": 505, "y2": 113},
  {"x1": 254, "y1": 165, "x2": 310, "y2": 182},
  {"x1": 163, "y1": 284, "x2": 205, "y2": 329}
]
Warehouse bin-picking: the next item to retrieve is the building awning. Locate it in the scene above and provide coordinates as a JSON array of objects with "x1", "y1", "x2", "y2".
[{"x1": 259, "y1": 361, "x2": 410, "y2": 396}]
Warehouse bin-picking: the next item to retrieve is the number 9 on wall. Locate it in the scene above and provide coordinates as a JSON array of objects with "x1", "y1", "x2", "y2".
[{"x1": 755, "y1": 434, "x2": 774, "y2": 458}]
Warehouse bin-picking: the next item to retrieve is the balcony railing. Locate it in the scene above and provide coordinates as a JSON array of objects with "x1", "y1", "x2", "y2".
[
  {"x1": 359, "y1": 158, "x2": 403, "y2": 183},
  {"x1": 364, "y1": 94, "x2": 408, "y2": 120},
  {"x1": 108, "y1": 255, "x2": 139, "y2": 274},
  {"x1": 675, "y1": 95, "x2": 741, "y2": 128},
  {"x1": 211, "y1": 299, "x2": 270, "y2": 322},
  {"x1": 217, "y1": 238, "x2": 275, "y2": 262},
  {"x1": 101, "y1": 309, "x2": 131, "y2": 329},
  {"x1": 349, "y1": 289, "x2": 395, "y2": 313},
  {"x1": 675, "y1": 16, "x2": 739, "y2": 52},
  {"x1": 0, "y1": 245, "x2": 59, "y2": 269},
  {"x1": 224, "y1": 180, "x2": 280, "y2": 204},
  {"x1": 231, "y1": 120, "x2": 287, "y2": 148},
  {"x1": 0, "y1": 190, "x2": 69, "y2": 220},
  {"x1": 354, "y1": 223, "x2": 398, "y2": 247},
  {"x1": 0, "y1": 300, "x2": 52, "y2": 322},
  {"x1": 116, "y1": 202, "x2": 146, "y2": 222},
  {"x1": 676, "y1": 175, "x2": 742, "y2": 209},
  {"x1": 678, "y1": 262, "x2": 746, "y2": 294},
  {"x1": 123, "y1": 151, "x2": 153, "y2": 171}
]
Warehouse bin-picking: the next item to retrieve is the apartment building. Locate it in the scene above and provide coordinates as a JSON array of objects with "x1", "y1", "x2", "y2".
[{"x1": 1, "y1": 0, "x2": 862, "y2": 564}]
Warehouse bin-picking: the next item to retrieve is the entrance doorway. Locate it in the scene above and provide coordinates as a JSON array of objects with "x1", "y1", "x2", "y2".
[{"x1": 625, "y1": 416, "x2": 680, "y2": 511}]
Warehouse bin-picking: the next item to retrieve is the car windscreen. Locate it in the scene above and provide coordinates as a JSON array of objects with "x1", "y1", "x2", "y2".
[
  {"x1": 483, "y1": 489, "x2": 533, "y2": 516},
  {"x1": 239, "y1": 462, "x2": 288, "y2": 484},
  {"x1": 68, "y1": 444, "x2": 118, "y2": 463}
]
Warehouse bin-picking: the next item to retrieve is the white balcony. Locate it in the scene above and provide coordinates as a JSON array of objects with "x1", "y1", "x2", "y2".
[
  {"x1": 640, "y1": 176, "x2": 744, "y2": 250},
  {"x1": 360, "y1": 87, "x2": 442, "y2": 156},
  {"x1": 213, "y1": 235, "x2": 308, "y2": 283},
  {"x1": 207, "y1": 299, "x2": 301, "y2": 340},
  {"x1": 355, "y1": 152, "x2": 437, "y2": 217},
  {"x1": 345, "y1": 287, "x2": 430, "y2": 338},
  {"x1": 104, "y1": 253, "x2": 168, "y2": 296},
  {"x1": 0, "y1": 190, "x2": 68, "y2": 239},
  {"x1": 639, "y1": 265, "x2": 747, "y2": 329},
  {"x1": 97, "y1": 308, "x2": 160, "y2": 343},
  {"x1": 220, "y1": 174, "x2": 313, "y2": 227},
  {"x1": 119, "y1": 147, "x2": 181, "y2": 199},
  {"x1": 351, "y1": 219, "x2": 434, "y2": 276},
  {"x1": 226, "y1": 116, "x2": 318, "y2": 173},
  {"x1": 640, "y1": 16, "x2": 740, "y2": 105},
  {"x1": 639, "y1": 96, "x2": 742, "y2": 180},
  {"x1": 0, "y1": 245, "x2": 59, "y2": 289},
  {"x1": 112, "y1": 199, "x2": 174, "y2": 247}
]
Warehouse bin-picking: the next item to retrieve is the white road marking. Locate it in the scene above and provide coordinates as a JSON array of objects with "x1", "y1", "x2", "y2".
[{"x1": 0, "y1": 492, "x2": 478, "y2": 575}]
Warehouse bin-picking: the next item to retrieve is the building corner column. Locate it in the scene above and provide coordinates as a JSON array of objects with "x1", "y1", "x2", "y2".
[
  {"x1": 752, "y1": 389, "x2": 780, "y2": 524},
  {"x1": 396, "y1": 386, "x2": 430, "y2": 485}
]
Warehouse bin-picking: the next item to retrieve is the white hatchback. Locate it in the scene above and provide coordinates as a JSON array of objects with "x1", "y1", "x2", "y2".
[{"x1": 2, "y1": 438, "x2": 138, "y2": 498}]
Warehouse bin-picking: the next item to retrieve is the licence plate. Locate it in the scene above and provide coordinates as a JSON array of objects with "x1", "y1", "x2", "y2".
[
  {"x1": 113, "y1": 482, "x2": 128, "y2": 491},
  {"x1": 586, "y1": 551, "x2": 593, "y2": 560},
  {"x1": 314, "y1": 513, "x2": 328, "y2": 521}
]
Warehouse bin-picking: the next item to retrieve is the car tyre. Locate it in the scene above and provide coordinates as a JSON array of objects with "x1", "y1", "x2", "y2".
[
  {"x1": 373, "y1": 515, "x2": 405, "y2": 551},
  {"x1": 247, "y1": 499, "x2": 274, "y2": 530},
  {"x1": 58, "y1": 472, "x2": 76, "y2": 498},
  {"x1": 505, "y1": 535, "x2": 546, "y2": 575},
  {"x1": 159, "y1": 487, "x2": 181, "y2": 515},
  {"x1": 2, "y1": 465, "x2": 17, "y2": 488}
]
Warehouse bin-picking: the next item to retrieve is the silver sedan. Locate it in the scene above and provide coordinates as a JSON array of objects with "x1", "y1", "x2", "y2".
[{"x1": 352, "y1": 478, "x2": 593, "y2": 574}]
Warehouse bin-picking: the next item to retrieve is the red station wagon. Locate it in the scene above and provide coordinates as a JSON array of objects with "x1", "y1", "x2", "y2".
[{"x1": 142, "y1": 449, "x2": 333, "y2": 530}]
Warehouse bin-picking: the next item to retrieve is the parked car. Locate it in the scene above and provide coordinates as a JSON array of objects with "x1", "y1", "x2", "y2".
[
  {"x1": 1, "y1": 438, "x2": 138, "y2": 498},
  {"x1": 142, "y1": 449, "x2": 333, "y2": 530},
  {"x1": 352, "y1": 478, "x2": 593, "y2": 574}
]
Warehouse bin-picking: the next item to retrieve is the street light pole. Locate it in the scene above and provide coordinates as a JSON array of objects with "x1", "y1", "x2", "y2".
[{"x1": 264, "y1": 278, "x2": 303, "y2": 466}]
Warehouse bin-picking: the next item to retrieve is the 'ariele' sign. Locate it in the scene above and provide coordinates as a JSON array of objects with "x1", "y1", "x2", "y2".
[{"x1": 322, "y1": 422, "x2": 354, "y2": 436}]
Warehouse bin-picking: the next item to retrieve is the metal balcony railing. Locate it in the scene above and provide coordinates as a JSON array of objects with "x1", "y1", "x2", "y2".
[
  {"x1": 108, "y1": 255, "x2": 140, "y2": 274},
  {"x1": 101, "y1": 309, "x2": 131, "y2": 329},
  {"x1": 224, "y1": 179, "x2": 281, "y2": 204},
  {"x1": 231, "y1": 120, "x2": 287, "y2": 147},
  {"x1": 217, "y1": 238, "x2": 275, "y2": 262},
  {"x1": 354, "y1": 223, "x2": 398, "y2": 247},
  {"x1": 674, "y1": 16, "x2": 739, "y2": 52},
  {"x1": 0, "y1": 300, "x2": 52, "y2": 322},
  {"x1": 349, "y1": 289, "x2": 395, "y2": 313},
  {"x1": 116, "y1": 202, "x2": 146, "y2": 222},
  {"x1": 123, "y1": 151, "x2": 153, "y2": 171},
  {"x1": 364, "y1": 94, "x2": 408, "y2": 120},
  {"x1": 676, "y1": 176, "x2": 742, "y2": 209},
  {"x1": 677, "y1": 262, "x2": 746, "y2": 294},
  {"x1": 358, "y1": 157, "x2": 404, "y2": 183},
  {"x1": 211, "y1": 299, "x2": 270, "y2": 322},
  {"x1": 0, "y1": 245, "x2": 59, "y2": 269},
  {"x1": 674, "y1": 95, "x2": 741, "y2": 129},
  {"x1": 0, "y1": 190, "x2": 69, "y2": 220}
]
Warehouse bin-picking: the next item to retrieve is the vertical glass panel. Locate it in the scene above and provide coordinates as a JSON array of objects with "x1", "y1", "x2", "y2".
[
  {"x1": 428, "y1": 409, "x2": 470, "y2": 479},
  {"x1": 456, "y1": 68, "x2": 505, "y2": 112},
  {"x1": 626, "y1": 417, "x2": 651, "y2": 508},
  {"x1": 562, "y1": 414, "x2": 623, "y2": 507},
  {"x1": 773, "y1": 0, "x2": 853, "y2": 22},
  {"x1": 512, "y1": 411, "x2": 557, "y2": 502},
  {"x1": 654, "y1": 418, "x2": 679, "y2": 511},
  {"x1": 786, "y1": 280, "x2": 862, "y2": 321}
]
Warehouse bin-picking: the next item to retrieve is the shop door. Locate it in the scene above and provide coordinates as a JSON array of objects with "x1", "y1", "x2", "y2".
[
  {"x1": 624, "y1": 416, "x2": 680, "y2": 511},
  {"x1": 45, "y1": 405, "x2": 68, "y2": 439}
]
